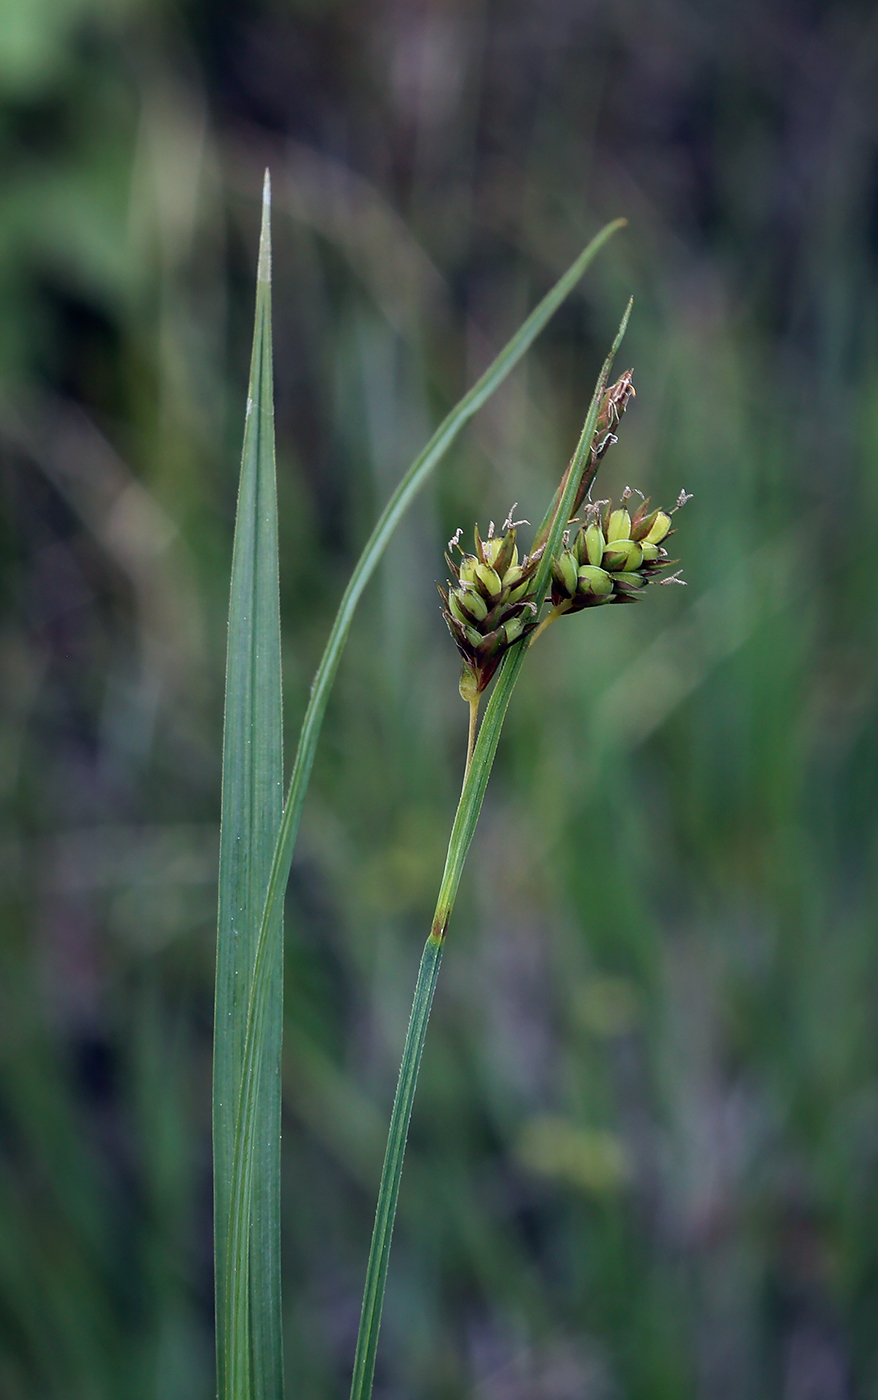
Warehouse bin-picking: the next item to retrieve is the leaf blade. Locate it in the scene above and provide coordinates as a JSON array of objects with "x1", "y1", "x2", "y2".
[{"x1": 214, "y1": 170, "x2": 284, "y2": 1400}]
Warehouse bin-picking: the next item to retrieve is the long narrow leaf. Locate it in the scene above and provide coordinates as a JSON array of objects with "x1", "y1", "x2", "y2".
[
  {"x1": 225, "y1": 226, "x2": 626, "y2": 1333},
  {"x1": 214, "y1": 171, "x2": 284, "y2": 1400}
]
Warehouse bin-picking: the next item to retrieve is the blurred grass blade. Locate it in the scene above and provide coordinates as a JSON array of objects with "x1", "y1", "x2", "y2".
[
  {"x1": 214, "y1": 172, "x2": 284, "y2": 1400},
  {"x1": 348, "y1": 300, "x2": 633, "y2": 1400},
  {"x1": 225, "y1": 226, "x2": 626, "y2": 1328}
]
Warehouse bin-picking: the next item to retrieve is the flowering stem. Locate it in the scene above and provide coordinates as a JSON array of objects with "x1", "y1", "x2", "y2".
[
  {"x1": 348, "y1": 931, "x2": 444, "y2": 1400},
  {"x1": 348, "y1": 299, "x2": 632, "y2": 1400},
  {"x1": 528, "y1": 602, "x2": 570, "y2": 648},
  {"x1": 464, "y1": 695, "x2": 480, "y2": 783}
]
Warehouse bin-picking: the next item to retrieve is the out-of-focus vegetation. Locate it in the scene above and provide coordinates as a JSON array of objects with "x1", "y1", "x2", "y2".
[{"x1": 1, "y1": 2, "x2": 878, "y2": 1397}]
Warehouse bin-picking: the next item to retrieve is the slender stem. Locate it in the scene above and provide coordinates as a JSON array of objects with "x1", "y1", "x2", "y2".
[
  {"x1": 346, "y1": 298, "x2": 633, "y2": 1400},
  {"x1": 349, "y1": 933, "x2": 445, "y2": 1400},
  {"x1": 463, "y1": 696, "x2": 480, "y2": 783},
  {"x1": 528, "y1": 602, "x2": 570, "y2": 648},
  {"x1": 347, "y1": 658, "x2": 513, "y2": 1400}
]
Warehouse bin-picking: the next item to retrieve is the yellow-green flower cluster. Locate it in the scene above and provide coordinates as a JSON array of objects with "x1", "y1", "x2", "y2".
[
  {"x1": 440, "y1": 523, "x2": 544, "y2": 695},
  {"x1": 550, "y1": 495, "x2": 680, "y2": 612}
]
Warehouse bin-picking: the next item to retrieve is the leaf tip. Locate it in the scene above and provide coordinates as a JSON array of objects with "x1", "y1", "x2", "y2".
[
  {"x1": 611, "y1": 297, "x2": 634, "y2": 355},
  {"x1": 257, "y1": 169, "x2": 272, "y2": 285}
]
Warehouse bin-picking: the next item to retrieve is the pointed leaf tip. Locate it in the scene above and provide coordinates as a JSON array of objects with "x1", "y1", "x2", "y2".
[
  {"x1": 609, "y1": 297, "x2": 633, "y2": 356},
  {"x1": 257, "y1": 170, "x2": 272, "y2": 285}
]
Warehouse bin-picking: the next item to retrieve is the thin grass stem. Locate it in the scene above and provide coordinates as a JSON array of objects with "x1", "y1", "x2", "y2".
[
  {"x1": 347, "y1": 299, "x2": 633, "y2": 1400},
  {"x1": 463, "y1": 696, "x2": 480, "y2": 783},
  {"x1": 528, "y1": 601, "x2": 570, "y2": 647},
  {"x1": 348, "y1": 934, "x2": 444, "y2": 1400}
]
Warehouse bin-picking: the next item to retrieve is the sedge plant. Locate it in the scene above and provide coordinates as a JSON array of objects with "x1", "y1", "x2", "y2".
[{"x1": 214, "y1": 172, "x2": 685, "y2": 1400}]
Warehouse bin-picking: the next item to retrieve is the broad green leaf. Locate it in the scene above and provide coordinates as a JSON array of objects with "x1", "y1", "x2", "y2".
[{"x1": 214, "y1": 171, "x2": 284, "y2": 1400}]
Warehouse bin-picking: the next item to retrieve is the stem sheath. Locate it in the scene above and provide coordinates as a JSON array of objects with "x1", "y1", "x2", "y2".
[{"x1": 464, "y1": 696, "x2": 480, "y2": 783}]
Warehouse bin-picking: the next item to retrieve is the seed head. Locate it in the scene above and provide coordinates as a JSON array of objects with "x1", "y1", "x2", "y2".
[
  {"x1": 549, "y1": 493, "x2": 688, "y2": 612},
  {"x1": 440, "y1": 522, "x2": 544, "y2": 695}
]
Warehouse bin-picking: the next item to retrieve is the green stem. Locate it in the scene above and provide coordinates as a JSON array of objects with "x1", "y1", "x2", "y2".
[
  {"x1": 346, "y1": 646, "x2": 529, "y2": 1400},
  {"x1": 348, "y1": 933, "x2": 444, "y2": 1400},
  {"x1": 463, "y1": 695, "x2": 480, "y2": 783},
  {"x1": 528, "y1": 601, "x2": 570, "y2": 648},
  {"x1": 346, "y1": 296, "x2": 633, "y2": 1400},
  {"x1": 346, "y1": 661, "x2": 512, "y2": 1400}
]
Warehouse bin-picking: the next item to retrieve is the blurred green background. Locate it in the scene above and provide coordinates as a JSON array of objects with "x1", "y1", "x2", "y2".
[{"x1": 2, "y1": 1, "x2": 878, "y2": 1396}]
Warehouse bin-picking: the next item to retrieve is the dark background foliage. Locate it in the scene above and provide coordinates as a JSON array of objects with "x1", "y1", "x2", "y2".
[{"x1": 2, "y1": 1, "x2": 878, "y2": 1396}]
